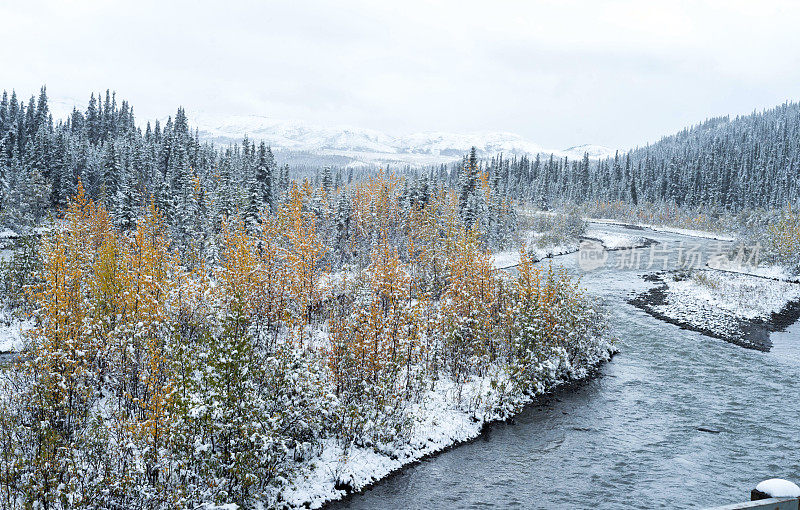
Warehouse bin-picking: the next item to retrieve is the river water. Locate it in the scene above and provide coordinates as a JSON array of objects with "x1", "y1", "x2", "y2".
[{"x1": 330, "y1": 223, "x2": 800, "y2": 509}]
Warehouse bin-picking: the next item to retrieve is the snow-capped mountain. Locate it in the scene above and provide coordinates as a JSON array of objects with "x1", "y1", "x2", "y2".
[
  {"x1": 190, "y1": 112, "x2": 616, "y2": 167},
  {"x1": 561, "y1": 144, "x2": 619, "y2": 160},
  {"x1": 48, "y1": 97, "x2": 616, "y2": 167}
]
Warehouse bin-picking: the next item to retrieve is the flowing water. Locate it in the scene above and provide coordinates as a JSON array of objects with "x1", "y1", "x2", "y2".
[{"x1": 330, "y1": 223, "x2": 800, "y2": 509}]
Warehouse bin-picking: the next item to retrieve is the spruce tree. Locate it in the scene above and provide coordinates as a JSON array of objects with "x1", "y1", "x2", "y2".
[
  {"x1": 256, "y1": 141, "x2": 274, "y2": 212},
  {"x1": 86, "y1": 93, "x2": 100, "y2": 143},
  {"x1": 459, "y1": 146, "x2": 480, "y2": 227}
]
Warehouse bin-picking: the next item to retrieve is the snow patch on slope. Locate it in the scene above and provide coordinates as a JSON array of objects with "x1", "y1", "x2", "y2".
[{"x1": 562, "y1": 144, "x2": 617, "y2": 160}]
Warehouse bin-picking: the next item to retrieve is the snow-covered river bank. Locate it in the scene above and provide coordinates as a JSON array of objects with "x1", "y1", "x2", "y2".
[{"x1": 328, "y1": 223, "x2": 800, "y2": 509}]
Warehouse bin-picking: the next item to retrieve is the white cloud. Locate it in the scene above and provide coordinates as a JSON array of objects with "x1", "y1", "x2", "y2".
[{"x1": 2, "y1": 0, "x2": 799, "y2": 149}]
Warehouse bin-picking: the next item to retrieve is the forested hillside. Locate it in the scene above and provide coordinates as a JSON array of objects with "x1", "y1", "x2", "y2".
[
  {"x1": 0, "y1": 87, "x2": 291, "y2": 236},
  {"x1": 5, "y1": 86, "x2": 800, "y2": 243},
  {"x1": 485, "y1": 102, "x2": 800, "y2": 212},
  {"x1": 0, "y1": 87, "x2": 519, "y2": 260}
]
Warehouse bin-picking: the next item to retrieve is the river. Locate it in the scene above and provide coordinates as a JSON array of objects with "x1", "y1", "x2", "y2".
[{"x1": 329, "y1": 223, "x2": 800, "y2": 509}]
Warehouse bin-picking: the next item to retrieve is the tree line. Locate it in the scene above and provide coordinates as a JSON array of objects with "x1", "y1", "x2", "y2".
[
  {"x1": 442, "y1": 102, "x2": 800, "y2": 213},
  {"x1": 0, "y1": 87, "x2": 516, "y2": 260}
]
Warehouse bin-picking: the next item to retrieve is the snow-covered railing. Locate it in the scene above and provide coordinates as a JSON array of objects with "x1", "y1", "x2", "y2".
[
  {"x1": 706, "y1": 498, "x2": 798, "y2": 510},
  {"x1": 706, "y1": 479, "x2": 800, "y2": 509}
]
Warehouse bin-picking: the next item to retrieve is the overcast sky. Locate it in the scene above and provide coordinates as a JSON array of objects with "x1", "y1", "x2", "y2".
[{"x1": 2, "y1": 0, "x2": 800, "y2": 149}]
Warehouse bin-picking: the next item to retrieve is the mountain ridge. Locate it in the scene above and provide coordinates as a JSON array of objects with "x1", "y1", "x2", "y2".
[
  {"x1": 190, "y1": 111, "x2": 616, "y2": 167},
  {"x1": 48, "y1": 97, "x2": 615, "y2": 167}
]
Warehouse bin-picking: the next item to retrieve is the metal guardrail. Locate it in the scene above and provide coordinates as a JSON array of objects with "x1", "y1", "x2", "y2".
[
  {"x1": 704, "y1": 479, "x2": 800, "y2": 509},
  {"x1": 706, "y1": 497, "x2": 799, "y2": 510}
]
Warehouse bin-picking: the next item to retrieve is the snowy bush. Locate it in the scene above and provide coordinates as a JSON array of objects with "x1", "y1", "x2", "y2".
[
  {"x1": 524, "y1": 210, "x2": 587, "y2": 249},
  {"x1": 505, "y1": 254, "x2": 611, "y2": 396}
]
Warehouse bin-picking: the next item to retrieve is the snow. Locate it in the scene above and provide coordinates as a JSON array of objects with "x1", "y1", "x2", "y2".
[
  {"x1": 586, "y1": 218, "x2": 735, "y2": 241},
  {"x1": 492, "y1": 227, "x2": 584, "y2": 270},
  {"x1": 280, "y1": 377, "x2": 492, "y2": 508},
  {"x1": 492, "y1": 251, "x2": 521, "y2": 269},
  {"x1": 584, "y1": 229, "x2": 649, "y2": 250},
  {"x1": 174, "y1": 108, "x2": 616, "y2": 168},
  {"x1": 560, "y1": 144, "x2": 617, "y2": 159},
  {"x1": 279, "y1": 345, "x2": 614, "y2": 509},
  {"x1": 646, "y1": 225, "x2": 734, "y2": 241},
  {"x1": 492, "y1": 242, "x2": 578, "y2": 269},
  {"x1": 657, "y1": 270, "x2": 800, "y2": 322},
  {"x1": 707, "y1": 258, "x2": 797, "y2": 283},
  {"x1": 636, "y1": 269, "x2": 800, "y2": 347},
  {"x1": 755, "y1": 478, "x2": 800, "y2": 498},
  {"x1": 0, "y1": 310, "x2": 31, "y2": 352},
  {"x1": 316, "y1": 270, "x2": 357, "y2": 293}
]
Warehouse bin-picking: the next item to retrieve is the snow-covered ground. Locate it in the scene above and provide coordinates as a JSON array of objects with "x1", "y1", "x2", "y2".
[
  {"x1": 656, "y1": 270, "x2": 800, "y2": 322},
  {"x1": 707, "y1": 257, "x2": 798, "y2": 282},
  {"x1": 631, "y1": 269, "x2": 800, "y2": 350},
  {"x1": 492, "y1": 226, "x2": 586, "y2": 270},
  {"x1": 280, "y1": 346, "x2": 614, "y2": 508},
  {"x1": 0, "y1": 243, "x2": 32, "y2": 353},
  {"x1": 493, "y1": 242, "x2": 578, "y2": 270},
  {"x1": 282, "y1": 376, "x2": 500, "y2": 508},
  {"x1": 0, "y1": 229, "x2": 18, "y2": 240},
  {"x1": 583, "y1": 228, "x2": 650, "y2": 250},
  {"x1": 0, "y1": 310, "x2": 31, "y2": 352},
  {"x1": 630, "y1": 268, "x2": 800, "y2": 350},
  {"x1": 586, "y1": 218, "x2": 735, "y2": 241}
]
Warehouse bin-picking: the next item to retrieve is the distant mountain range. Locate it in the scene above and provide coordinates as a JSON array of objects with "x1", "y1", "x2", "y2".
[
  {"x1": 191, "y1": 113, "x2": 616, "y2": 168},
  {"x1": 50, "y1": 97, "x2": 616, "y2": 168}
]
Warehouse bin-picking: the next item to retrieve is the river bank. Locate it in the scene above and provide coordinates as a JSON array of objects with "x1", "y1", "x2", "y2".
[
  {"x1": 629, "y1": 269, "x2": 800, "y2": 351},
  {"x1": 582, "y1": 217, "x2": 736, "y2": 242},
  {"x1": 282, "y1": 340, "x2": 616, "y2": 508},
  {"x1": 321, "y1": 353, "x2": 616, "y2": 509},
  {"x1": 326, "y1": 222, "x2": 800, "y2": 509},
  {"x1": 492, "y1": 227, "x2": 652, "y2": 271}
]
